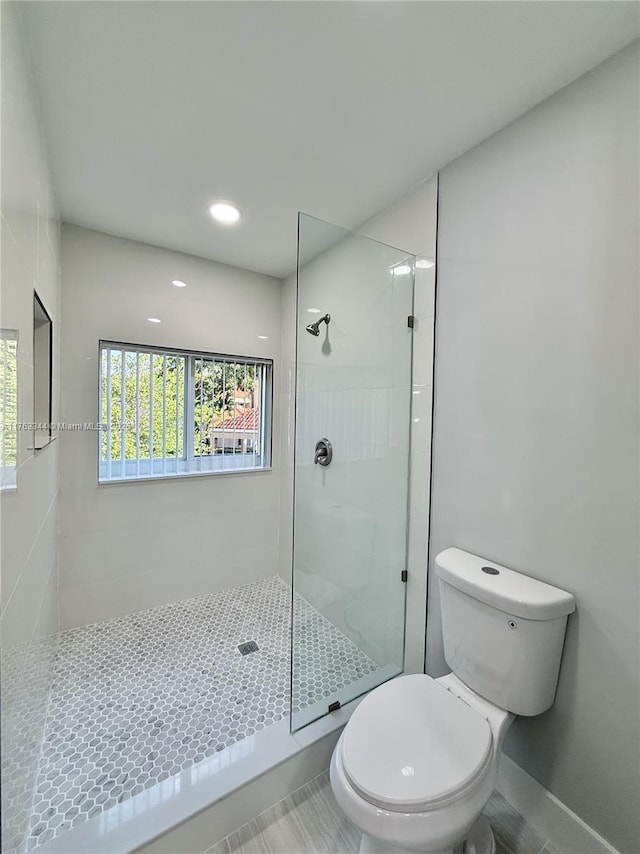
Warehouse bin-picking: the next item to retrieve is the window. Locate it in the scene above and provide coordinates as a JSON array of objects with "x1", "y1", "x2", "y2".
[
  {"x1": 99, "y1": 341, "x2": 272, "y2": 482},
  {"x1": 34, "y1": 292, "x2": 53, "y2": 451}
]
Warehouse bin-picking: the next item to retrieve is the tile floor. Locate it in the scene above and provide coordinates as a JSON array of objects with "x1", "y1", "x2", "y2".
[
  {"x1": 209, "y1": 772, "x2": 560, "y2": 854},
  {"x1": 2, "y1": 635, "x2": 58, "y2": 854},
  {"x1": 18, "y1": 576, "x2": 377, "y2": 851}
]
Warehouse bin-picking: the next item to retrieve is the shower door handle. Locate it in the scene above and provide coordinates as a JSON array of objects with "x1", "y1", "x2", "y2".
[{"x1": 314, "y1": 438, "x2": 332, "y2": 467}]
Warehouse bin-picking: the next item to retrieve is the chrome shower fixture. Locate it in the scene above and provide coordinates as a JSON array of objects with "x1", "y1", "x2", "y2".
[{"x1": 305, "y1": 313, "x2": 330, "y2": 336}]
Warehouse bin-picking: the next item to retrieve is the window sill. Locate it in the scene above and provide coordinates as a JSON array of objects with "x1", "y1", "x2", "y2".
[{"x1": 98, "y1": 465, "x2": 273, "y2": 486}]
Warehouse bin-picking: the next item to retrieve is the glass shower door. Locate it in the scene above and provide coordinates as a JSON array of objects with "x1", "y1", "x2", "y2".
[{"x1": 291, "y1": 213, "x2": 415, "y2": 731}]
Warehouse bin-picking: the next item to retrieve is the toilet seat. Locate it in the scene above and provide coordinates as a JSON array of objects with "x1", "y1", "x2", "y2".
[{"x1": 341, "y1": 674, "x2": 493, "y2": 813}]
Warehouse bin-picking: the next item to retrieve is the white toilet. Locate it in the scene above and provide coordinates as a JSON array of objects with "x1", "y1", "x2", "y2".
[{"x1": 330, "y1": 547, "x2": 576, "y2": 854}]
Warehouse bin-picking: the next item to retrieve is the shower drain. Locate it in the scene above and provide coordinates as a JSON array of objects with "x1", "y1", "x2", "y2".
[{"x1": 237, "y1": 640, "x2": 259, "y2": 655}]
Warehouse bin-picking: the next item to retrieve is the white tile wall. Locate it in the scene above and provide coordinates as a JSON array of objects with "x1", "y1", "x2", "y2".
[
  {"x1": 58, "y1": 225, "x2": 283, "y2": 629},
  {"x1": 293, "y1": 228, "x2": 412, "y2": 669},
  {"x1": 0, "y1": 2, "x2": 61, "y2": 655},
  {"x1": 359, "y1": 180, "x2": 437, "y2": 675},
  {"x1": 1, "y1": 4, "x2": 62, "y2": 851},
  {"x1": 277, "y1": 273, "x2": 296, "y2": 582},
  {"x1": 279, "y1": 180, "x2": 437, "y2": 676}
]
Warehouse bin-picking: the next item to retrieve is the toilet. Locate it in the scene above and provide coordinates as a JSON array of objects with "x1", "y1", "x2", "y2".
[{"x1": 330, "y1": 547, "x2": 576, "y2": 854}]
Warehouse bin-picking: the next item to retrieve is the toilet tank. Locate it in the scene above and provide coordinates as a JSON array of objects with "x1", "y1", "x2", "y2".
[{"x1": 435, "y1": 548, "x2": 576, "y2": 716}]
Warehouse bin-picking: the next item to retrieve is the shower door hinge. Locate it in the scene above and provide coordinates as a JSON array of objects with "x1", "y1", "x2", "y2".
[
  {"x1": 407, "y1": 315, "x2": 415, "y2": 328},
  {"x1": 401, "y1": 570, "x2": 408, "y2": 583},
  {"x1": 328, "y1": 700, "x2": 341, "y2": 713}
]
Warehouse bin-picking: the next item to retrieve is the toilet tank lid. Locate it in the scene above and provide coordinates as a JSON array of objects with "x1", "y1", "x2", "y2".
[{"x1": 435, "y1": 548, "x2": 576, "y2": 621}]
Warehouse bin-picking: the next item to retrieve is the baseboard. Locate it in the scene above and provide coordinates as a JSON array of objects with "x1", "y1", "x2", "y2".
[{"x1": 496, "y1": 755, "x2": 620, "y2": 854}]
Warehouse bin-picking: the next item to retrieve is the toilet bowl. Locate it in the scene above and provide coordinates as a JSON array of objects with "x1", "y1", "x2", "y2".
[
  {"x1": 330, "y1": 548, "x2": 576, "y2": 854},
  {"x1": 330, "y1": 673, "x2": 510, "y2": 854}
]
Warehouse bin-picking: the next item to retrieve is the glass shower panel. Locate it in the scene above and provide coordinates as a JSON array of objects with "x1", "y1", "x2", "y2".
[{"x1": 291, "y1": 213, "x2": 414, "y2": 732}]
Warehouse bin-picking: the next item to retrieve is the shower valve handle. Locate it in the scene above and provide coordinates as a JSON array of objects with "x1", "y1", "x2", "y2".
[{"x1": 314, "y1": 438, "x2": 332, "y2": 467}]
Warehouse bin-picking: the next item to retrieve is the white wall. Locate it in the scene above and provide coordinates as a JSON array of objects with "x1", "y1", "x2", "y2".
[
  {"x1": 59, "y1": 225, "x2": 282, "y2": 629},
  {"x1": 430, "y1": 43, "x2": 639, "y2": 853},
  {"x1": 0, "y1": 3, "x2": 61, "y2": 850},
  {"x1": 279, "y1": 177, "x2": 437, "y2": 674}
]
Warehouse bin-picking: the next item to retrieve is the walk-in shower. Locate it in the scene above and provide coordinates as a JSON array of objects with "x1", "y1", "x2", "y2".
[{"x1": 2, "y1": 214, "x2": 416, "y2": 854}]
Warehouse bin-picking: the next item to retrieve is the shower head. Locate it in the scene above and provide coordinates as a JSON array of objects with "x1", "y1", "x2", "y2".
[{"x1": 305, "y1": 313, "x2": 330, "y2": 336}]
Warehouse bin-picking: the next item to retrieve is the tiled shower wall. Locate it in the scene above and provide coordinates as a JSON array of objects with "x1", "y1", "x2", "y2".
[
  {"x1": 292, "y1": 226, "x2": 415, "y2": 670},
  {"x1": 58, "y1": 226, "x2": 283, "y2": 629},
  {"x1": 278, "y1": 179, "x2": 437, "y2": 675},
  {"x1": 1, "y1": 3, "x2": 62, "y2": 850}
]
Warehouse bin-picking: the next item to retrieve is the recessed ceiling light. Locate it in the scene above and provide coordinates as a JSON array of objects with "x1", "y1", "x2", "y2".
[
  {"x1": 147, "y1": 317, "x2": 162, "y2": 323},
  {"x1": 307, "y1": 308, "x2": 322, "y2": 314},
  {"x1": 209, "y1": 201, "x2": 242, "y2": 225},
  {"x1": 258, "y1": 335, "x2": 268, "y2": 340},
  {"x1": 392, "y1": 264, "x2": 412, "y2": 276},
  {"x1": 172, "y1": 279, "x2": 187, "y2": 288},
  {"x1": 416, "y1": 259, "x2": 435, "y2": 270}
]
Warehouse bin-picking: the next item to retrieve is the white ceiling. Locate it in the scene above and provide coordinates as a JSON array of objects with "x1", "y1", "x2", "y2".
[{"x1": 21, "y1": 1, "x2": 639, "y2": 279}]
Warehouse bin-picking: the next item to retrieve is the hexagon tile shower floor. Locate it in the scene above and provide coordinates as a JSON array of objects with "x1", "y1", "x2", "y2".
[{"x1": 19, "y1": 576, "x2": 377, "y2": 850}]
